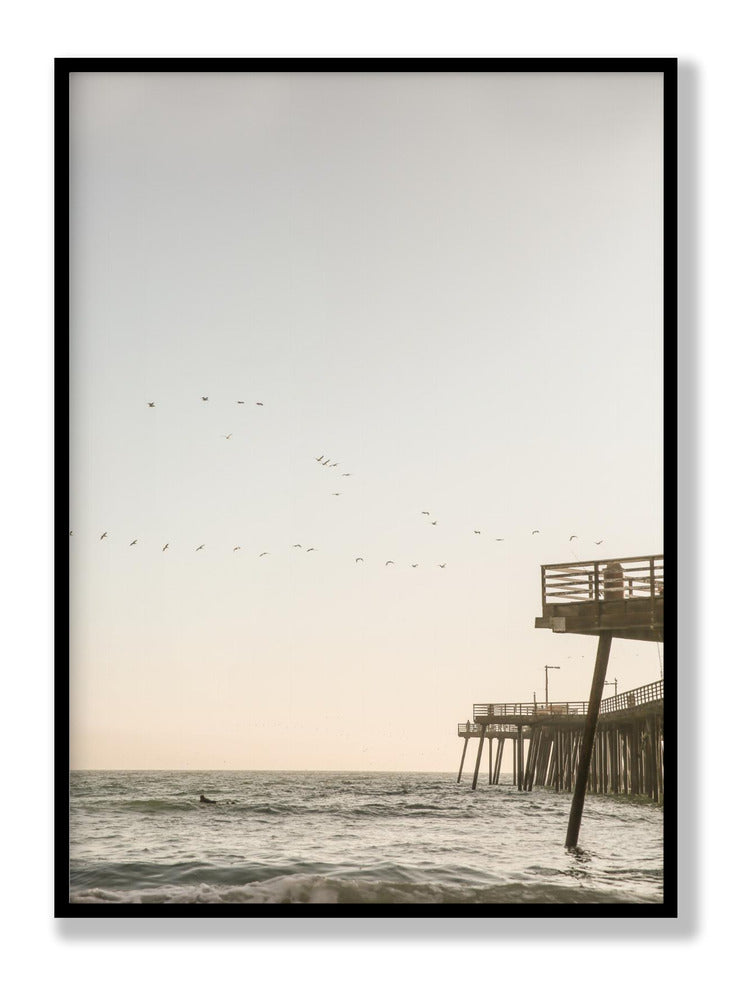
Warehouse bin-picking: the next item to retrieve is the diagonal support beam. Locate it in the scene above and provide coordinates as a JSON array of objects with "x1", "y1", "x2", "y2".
[
  {"x1": 565, "y1": 632, "x2": 613, "y2": 848},
  {"x1": 456, "y1": 738, "x2": 469, "y2": 783}
]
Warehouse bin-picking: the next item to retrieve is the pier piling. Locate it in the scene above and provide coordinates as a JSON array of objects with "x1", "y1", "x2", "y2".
[
  {"x1": 457, "y1": 737, "x2": 469, "y2": 783},
  {"x1": 471, "y1": 723, "x2": 487, "y2": 790},
  {"x1": 565, "y1": 633, "x2": 612, "y2": 848}
]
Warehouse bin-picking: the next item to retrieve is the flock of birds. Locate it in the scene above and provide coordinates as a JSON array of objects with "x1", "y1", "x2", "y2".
[{"x1": 67, "y1": 394, "x2": 608, "y2": 567}]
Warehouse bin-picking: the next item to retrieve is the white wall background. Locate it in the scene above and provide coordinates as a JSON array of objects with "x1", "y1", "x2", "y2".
[{"x1": 1, "y1": 0, "x2": 725, "y2": 996}]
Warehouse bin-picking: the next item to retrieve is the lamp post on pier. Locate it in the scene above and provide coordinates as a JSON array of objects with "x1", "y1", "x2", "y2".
[{"x1": 544, "y1": 665, "x2": 560, "y2": 706}]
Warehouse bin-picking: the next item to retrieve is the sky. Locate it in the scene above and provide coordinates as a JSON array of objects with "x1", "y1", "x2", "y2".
[{"x1": 68, "y1": 70, "x2": 664, "y2": 771}]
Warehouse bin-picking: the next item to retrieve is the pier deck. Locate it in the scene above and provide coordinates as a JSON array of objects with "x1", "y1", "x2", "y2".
[{"x1": 535, "y1": 554, "x2": 663, "y2": 641}]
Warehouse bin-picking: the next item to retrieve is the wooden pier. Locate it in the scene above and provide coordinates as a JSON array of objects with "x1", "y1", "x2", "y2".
[
  {"x1": 457, "y1": 723, "x2": 532, "y2": 788},
  {"x1": 456, "y1": 555, "x2": 664, "y2": 848},
  {"x1": 459, "y1": 680, "x2": 663, "y2": 801}
]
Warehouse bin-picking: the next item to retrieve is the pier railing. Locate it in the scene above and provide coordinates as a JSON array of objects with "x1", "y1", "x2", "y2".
[
  {"x1": 474, "y1": 681, "x2": 663, "y2": 724},
  {"x1": 541, "y1": 554, "x2": 663, "y2": 607},
  {"x1": 600, "y1": 679, "x2": 663, "y2": 715},
  {"x1": 458, "y1": 723, "x2": 532, "y2": 736},
  {"x1": 473, "y1": 701, "x2": 589, "y2": 720}
]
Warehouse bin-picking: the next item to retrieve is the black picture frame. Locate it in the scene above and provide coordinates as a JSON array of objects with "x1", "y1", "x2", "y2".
[{"x1": 56, "y1": 56, "x2": 676, "y2": 919}]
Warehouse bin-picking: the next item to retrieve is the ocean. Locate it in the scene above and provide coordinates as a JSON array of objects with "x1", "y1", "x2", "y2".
[{"x1": 68, "y1": 770, "x2": 663, "y2": 905}]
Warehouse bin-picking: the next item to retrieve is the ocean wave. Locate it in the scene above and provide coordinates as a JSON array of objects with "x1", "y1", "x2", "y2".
[
  {"x1": 69, "y1": 873, "x2": 659, "y2": 906},
  {"x1": 77, "y1": 797, "x2": 476, "y2": 819}
]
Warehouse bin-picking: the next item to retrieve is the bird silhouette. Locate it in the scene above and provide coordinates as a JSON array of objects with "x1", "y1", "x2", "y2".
[
  {"x1": 385, "y1": 561, "x2": 395, "y2": 566},
  {"x1": 256, "y1": 402, "x2": 263, "y2": 406},
  {"x1": 329, "y1": 462, "x2": 338, "y2": 467},
  {"x1": 201, "y1": 396, "x2": 209, "y2": 401},
  {"x1": 495, "y1": 538, "x2": 504, "y2": 542},
  {"x1": 306, "y1": 548, "x2": 316, "y2": 552},
  {"x1": 196, "y1": 545, "x2": 205, "y2": 551},
  {"x1": 129, "y1": 539, "x2": 137, "y2": 546},
  {"x1": 430, "y1": 521, "x2": 437, "y2": 526},
  {"x1": 411, "y1": 564, "x2": 418, "y2": 568},
  {"x1": 293, "y1": 544, "x2": 302, "y2": 548},
  {"x1": 315, "y1": 455, "x2": 324, "y2": 462},
  {"x1": 100, "y1": 532, "x2": 107, "y2": 540},
  {"x1": 569, "y1": 535, "x2": 578, "y2": 541},
  {"x1": 355, "y1": 557, "x2": 364, "y2": 563},
  {"x1": 259, "y1": 552, "x2": 269, "y2": 557},
  {"x1": 532, "y1": 529, "x2": 540, "y2": 535},
  {"x1": 147, "y1": 402, "x2": 155, "y2": 408},
  {"x1": 438, "y1": 563, "x2": 446, "y2": 568},
  {"x1": 233, "y1": 546, "x2": 241, "y2": 552},
  {"x1": 237, "y1": 400, "x2": 245, "y2": 404},
  {"x1": 341, "y1": 473, "x2": 352, "y2": 477},
  {"x1": 322, "y1": 459, "x2": 330, "y2": 466},
  {"x1": 331, "y1": 493, "x2": 341, "y2": 496},
  {"x1": 69, "y1": 530, "x2": 73, "y2": 536},
  {"x1": 162, "y1": 543, "x2": 169, "y2": 552},
  {"x1": 223, "y1": 434, "x2": 232, "y2": 440},
  {"x1": 595, "y1": 539, "x2": 604, "y2": 545},
  {"x1": 421, "y1": 511, "x2": 430, "y2": 516},
  {"x1": 474, "y1": 530, "x2": 481, "y2": 534}
]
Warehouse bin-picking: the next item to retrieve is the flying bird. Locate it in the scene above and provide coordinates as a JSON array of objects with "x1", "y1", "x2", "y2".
[
  {"x1": 430, "y1": 521, "x2": 437, "y2": 526},
  {"x1": 474, "y1": 530, "x2": 481, "y2": 534},
  {"x1": 162, "y1": 543, "x2": 169, "y2": 552},
  {"x1": 306, "y1": 548, "x2": 316, "y2": 552},
  {"x1": 532, "y1": 530, "x2": 540, "y2": 535},
  {"x1": 355, "y1": 557, "x2": 364, "y2": 563},
  {"x1": 256, "y1": 402, "x2": 263, "y2": 406},
  {"x1": 411, "y1": 564, "x2": 418, "y2": 568},
  {"x1": 233, "y1": 546, "x2": 241, "y2": 552},
  {"x1": 147, "y1": 402, "x2": 155, "y2": 407},
  {"x1": 315, "y1": 455, "x2": 324, "y2": 462},
  {"x1": 129, "y1": 539, "x2": 137, "y2": 546},
  {"x1": 569, "y1": 535, "x2": 578, "y2": 541},
  {"x1": 595, "y1": 539, "x2": 604, "y2": 545},
  {"x1": 385, "y1": 561, "x2": 395, "y2": 566},
  {"x1": 196, "y1": 545, "x2": 205, "y2": 551},
  {"x1": 237, "y1": 400, "x2": 245, "y2": 404},
  {"x1": 293, "y1": 544, "x2": 302, "y2": 548},
  {"x1": 495, "y1": 538, "x2": 504, "y2": 542},
  {"x1": 421, "y1": 511, "x2": 430, "y2": 516},
  {"x1": 69, "y1": 530, "x2": 73, "y2": 536},
  {"x1": 259, "y1": 552, "x2": 269, "y2": 557},
  {"x1": 438, "y1": 563, "x2": 446, "y2": 568},
  {"x1": 331, "y1": 493, "x2": 341, "y2": 496},
  {"x1": 341, "y1": 473, "x2": 352, "y2": 477},
  {"x1": 223, "y1": 434, "x2": 232, "y2": 440},
  {"x1": 329, "y1": 463, "x2": 338, "y2": 468},
  {"x1": 201, "y1": 396, "x2": 209, "y2": 401},
  {"x1": 100, "y1": 532, "x2": 107, "y2": 540},
  {"x1": 322, "y1": 460, "x2": 330, "y2": 466}
]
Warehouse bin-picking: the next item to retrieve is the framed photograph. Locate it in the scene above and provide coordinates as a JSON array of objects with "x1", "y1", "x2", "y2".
[{"x1": 57, "y1": 57, "x2": 674, "y2": 916}]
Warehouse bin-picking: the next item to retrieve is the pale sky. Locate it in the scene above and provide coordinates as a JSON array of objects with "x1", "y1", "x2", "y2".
[{"x1": 69, "y1": 70, "x2": 664, "y2": 771}]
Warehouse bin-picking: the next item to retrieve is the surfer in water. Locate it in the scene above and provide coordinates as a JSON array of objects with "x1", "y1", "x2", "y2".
[{"x1": 199, "y1": 794, "x2": 216, "y2": 804}]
